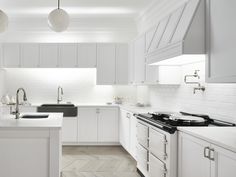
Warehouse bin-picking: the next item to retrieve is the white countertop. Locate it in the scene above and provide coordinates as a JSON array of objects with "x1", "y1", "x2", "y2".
[
  {"x1": 0, "y1": 113, "x2": 63, "y2": 129},
  {"x1": 178, "y1": 127, "x2": 236, "y2": 153}
]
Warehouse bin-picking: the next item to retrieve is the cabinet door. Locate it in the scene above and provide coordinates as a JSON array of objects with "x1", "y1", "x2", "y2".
[
  {"x1": 78, "y1": 108, "x2": 97, "y2": 143},
  {"x1": 137, "y1": 122, "x2": 149, "y2": 148},
  {"x1": 39, "y1": 44, "x2": 58, "y2": 68},
  {"x1": 21, "y1": 44, "x2": 40, "y2": 68},
  {"x1": 145, "y1": 65, "x2": 159, "y2": 84},
  {"x1": 59, "y1": 44, "x2": 78, "y2": 68},
  {"x1": 119, "y1": 109, "x2": 131, "y2": 151},
  {"x1": 98, "y1": 108, "x2": 119, "y2": 142},
  {"x1": 149, "y1": 153, "x2": 166, "y2": 177},
  {"x1": 96, "y1": 44, "x2": 116, "y2": 85},
  {"x1": 178, "y1": 132, "x2": 211, "y2": 177},
  {"x1": 78, "y1": 43, "x2": 97, "y2": 68},
  {"x1": 134, "y1": 35, "x2": 146, "y2": 84},
  {"x1": 116, "y1": 44, "x2": 129, "y2": 85},
  {"x1": 130, "y1": 114, "x2": 137, "y2": 159},
  {"x1": 206, "y1": 0, "x2": 236, "y2": 82},
  {"x1": 2, "y1": 43, "x2": 21, "y2": 67},
  {"x1": 62, "y1": 117, "x2": 78, "y2": 143},
  {"x1": 211, "y1": 145, "x2": 236, "y2": 177}
]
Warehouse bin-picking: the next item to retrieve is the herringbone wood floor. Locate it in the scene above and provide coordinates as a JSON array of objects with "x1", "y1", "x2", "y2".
[{"x1": 62, "y1": 146, "x2": 140, "y2": 177}]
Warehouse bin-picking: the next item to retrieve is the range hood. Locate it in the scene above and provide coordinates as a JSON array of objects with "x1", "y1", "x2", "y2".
[{"x1": 146, "y1": 0, "x2": 205, "y2": 66}]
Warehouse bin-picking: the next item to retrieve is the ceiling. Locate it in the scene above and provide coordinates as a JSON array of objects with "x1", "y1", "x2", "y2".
[{"x1": 0, "y1": 0, "x2": 154, "y2": 19}]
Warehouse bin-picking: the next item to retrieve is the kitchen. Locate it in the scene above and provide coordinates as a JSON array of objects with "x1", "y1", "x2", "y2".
[{"x1": 0, "y1": 0, "x2": 236, "y2": 177}]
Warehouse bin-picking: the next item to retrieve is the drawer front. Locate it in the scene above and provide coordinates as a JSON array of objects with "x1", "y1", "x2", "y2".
[
  {"x1": 149, "y1": 128, "x2": 167, "y2": 161},
  {"x1": 149, "y1": 153, "x2": 166, "y2": 177},
  {"x1": 137, "y1": 122, "x2": 149, "y2": 148},
  {"x1": 136, "y1": 144, "x2": 148, "y2": 171}
]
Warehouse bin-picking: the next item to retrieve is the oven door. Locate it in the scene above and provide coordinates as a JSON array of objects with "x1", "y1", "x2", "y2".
[
  {"x1": 149, "y1": 127, "x2": 167, "y2": 161},
  {"x1": 136, "y1": 143, "x2": 148, "y2": 172},
  {"x1": 149, "y1": 153, "x2": 167, "y2": 177},
  {"x1": 137, "y1": 122, "x2": 149, "y2": 148}
]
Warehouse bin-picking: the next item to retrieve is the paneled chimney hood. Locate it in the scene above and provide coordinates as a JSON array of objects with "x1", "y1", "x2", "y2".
[{"x1": 146, "y1": 0, "x2": 205, "y2": 66}]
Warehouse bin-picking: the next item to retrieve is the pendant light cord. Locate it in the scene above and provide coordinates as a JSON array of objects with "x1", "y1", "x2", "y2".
[{"x1": 58, "y1": 0, "x2": 60, "y2": 9}]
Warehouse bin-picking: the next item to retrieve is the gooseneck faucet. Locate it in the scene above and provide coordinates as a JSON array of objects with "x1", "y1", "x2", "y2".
[
  {"x1": 14, "y1": 88, "x2": 28, "y2": 119},
  {"x1": 57, "y1": 86, "x2": 63, "y2": 104}
]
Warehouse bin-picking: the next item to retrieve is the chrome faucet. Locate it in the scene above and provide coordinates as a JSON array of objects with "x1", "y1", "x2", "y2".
[
  {"x1": 13, "y1": 88, "x2": 27, "y2": 119},
  {"x1": 57, "y1": 86, "x2": 63, "y2": 104}
]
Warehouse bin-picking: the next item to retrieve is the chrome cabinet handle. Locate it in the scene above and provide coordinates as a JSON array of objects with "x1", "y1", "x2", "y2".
[
  {"x1": 204, "y1": 147, "x2": 210, "y2": 159},
  {"x1": 209, "y1": 148, "x2": 215, "y2": 161}
]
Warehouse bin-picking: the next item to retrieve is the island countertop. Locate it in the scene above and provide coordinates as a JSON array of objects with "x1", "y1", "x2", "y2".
[{"x1": 0, "y1": 113, "x2": 63, "y2": 129}]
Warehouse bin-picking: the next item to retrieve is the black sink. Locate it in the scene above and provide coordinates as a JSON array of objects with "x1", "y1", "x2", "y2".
[
  {"x1": 21, "y1": 114, "x2": 49, "y2": 119},
  {"x1": 37, "y1": 104, "x2": 78, "y2": 117}
]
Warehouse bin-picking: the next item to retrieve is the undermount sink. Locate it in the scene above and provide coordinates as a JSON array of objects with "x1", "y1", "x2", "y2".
[
  {"x1": 21, "y1": 114, "x2": 49, "y2": 119},
  {"x1": 37, "y1": 104, "x2": 78, "y2": 117}
]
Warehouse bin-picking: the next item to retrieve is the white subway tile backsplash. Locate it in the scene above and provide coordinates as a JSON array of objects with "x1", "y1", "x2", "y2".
[{"x1": 140, "y1": 62, "x2": 236, "y2": 123}]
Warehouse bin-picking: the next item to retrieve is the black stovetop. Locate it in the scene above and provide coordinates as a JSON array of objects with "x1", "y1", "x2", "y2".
[{"x1": 135, "y1": 112, "x2": 235, "y2": 134}]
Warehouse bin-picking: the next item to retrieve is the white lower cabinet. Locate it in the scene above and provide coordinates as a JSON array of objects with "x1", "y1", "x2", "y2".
[
  {"x1": 78, "y1": 107, "x2": 98, "y2": 143},
  {"x1": 98, "y1": 108, "x2": 119, "y2": 142},
  {"x1": 78, "y1": 107, "x2": 119, "y2": 144},
  {"x1": 119, "y1": 109, "x2": 131, "y2": 151},
  {"x1": 62, "y1": 117, "x2": 78, "y2": 143},
  {"x1": 119, "y1": 109, "x2": 137, "y2": 159},
  {"x1": 178, "y1": 132, "x2": 236, "y2": 177}
]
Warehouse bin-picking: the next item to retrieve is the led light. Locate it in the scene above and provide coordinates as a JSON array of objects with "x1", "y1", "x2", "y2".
[{"x1": 149, "y1": 55, "x2": 206, "y2": 66}]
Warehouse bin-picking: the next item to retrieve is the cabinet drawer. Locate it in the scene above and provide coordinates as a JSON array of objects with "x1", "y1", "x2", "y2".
[
  {"x1": 149, "y1": 128, "x2": 167, "y2": 161},
  {"x1": 149, "y1": 153, "x2": 166, "y2": 177},
  {"x1": 136, "y1": 144, "x2": 148, "y2": 171},
  {"x1": 137, "y1": 122, "x2": 149, "y2": 148}
]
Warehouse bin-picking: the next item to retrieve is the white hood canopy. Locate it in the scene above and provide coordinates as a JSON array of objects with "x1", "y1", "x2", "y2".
[{"x1": 146, "y1": 0, "x2": 205, "y2": 66}]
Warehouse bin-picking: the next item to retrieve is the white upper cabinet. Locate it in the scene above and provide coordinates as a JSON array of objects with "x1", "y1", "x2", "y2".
[
  {"x1": 134, "y1": 35, "x2": 146, "y2": 84},
  {"x1": 206, "y1": 0, "x2": 236, "y2": 83},
  {"x1": 96, "y1": 44, "x2": 116, "y2": 85},
  {"x1": 78, "y1": 43, "x2": 97, "y2": 68},
  {"x1": 98, "y1": 108, "x2": 119, "y2": 143},
  {"x1": 145, "y1": 65, "x2": 159, "y2": 84},
  {"x1": 39, "y1": 44, "x2": 59, "y2": 68},
  {"x1": 59, "y1": 44, "x2": 78, "y2": 68},
  {"x1": 116, "y1": 44, "x2": 129, "y2": 85},
  {"x1": 2, "y1": 43, "x2": 21, "y2": 68},
  {"x1": 21, "y1": 44, "x2": 40, "y2": 68}
]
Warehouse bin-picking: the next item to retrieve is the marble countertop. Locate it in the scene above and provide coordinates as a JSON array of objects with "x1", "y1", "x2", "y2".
[
  {"x1": 178, "y1": 127, "x2": 236, "y2": 153},
  {"x1": 0, "y1": 113, "x2": 63, "y2": 129}
]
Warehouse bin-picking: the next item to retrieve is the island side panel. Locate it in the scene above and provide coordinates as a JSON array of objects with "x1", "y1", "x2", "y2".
[
  {"x1": 50, "y1": 128, "x2": 62, "y2": 177},
  {"x1": 0, "y1": 129, "x2": 50, "y2": 177}
]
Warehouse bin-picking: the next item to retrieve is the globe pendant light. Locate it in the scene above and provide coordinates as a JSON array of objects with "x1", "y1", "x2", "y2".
[
  {"x1": 0, "y1": 9, "x2": 8, "y2": 33},
  {"x1": 48, "y1": 0, "x2": 69, "y2": 32}
]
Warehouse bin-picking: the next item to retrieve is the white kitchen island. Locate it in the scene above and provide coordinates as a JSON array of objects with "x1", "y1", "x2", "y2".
[{"x1": 0, "y1": 113, "x2": 63, "y2": 177}]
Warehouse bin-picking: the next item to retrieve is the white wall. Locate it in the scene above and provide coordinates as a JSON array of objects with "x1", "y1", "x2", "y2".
[
  {"x1": 0, "y1": 69, "x2": 6, "y2": 98},
  {"x1": 4, "y1": 69, "x2": 137, "y2": 105},
  {"x1": 137, "y1": 62, "x2": 236, "y2": 123}
]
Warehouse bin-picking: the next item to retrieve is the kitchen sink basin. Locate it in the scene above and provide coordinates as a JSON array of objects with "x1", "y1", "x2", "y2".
[
  {"x1": 37, "y1": 104, "x2": 78, "y2": 117},
  {"x1": 21, "y1": 114, "x2": 49, "y2": 119}
]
